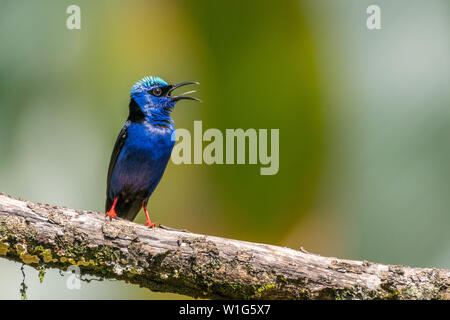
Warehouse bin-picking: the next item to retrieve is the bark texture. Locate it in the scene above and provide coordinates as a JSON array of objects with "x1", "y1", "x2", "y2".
[{"x1": 0, "y1": 193, "x2": 449, "y2": 299}]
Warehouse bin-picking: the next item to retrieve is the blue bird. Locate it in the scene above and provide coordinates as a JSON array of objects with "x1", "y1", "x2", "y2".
[{"x1": 105, "y1": 76, "x2": 200, "y2": 227}]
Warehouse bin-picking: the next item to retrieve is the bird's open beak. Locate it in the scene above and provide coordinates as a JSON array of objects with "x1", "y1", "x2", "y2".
[{"x1": 168, "y1": 82, "x2": 201, "y2": 102}]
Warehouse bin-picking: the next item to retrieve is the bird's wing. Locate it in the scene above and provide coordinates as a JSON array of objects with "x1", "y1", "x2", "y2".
[{"x1": 105, "y1": 120, "x2": 131, "y2": 211}]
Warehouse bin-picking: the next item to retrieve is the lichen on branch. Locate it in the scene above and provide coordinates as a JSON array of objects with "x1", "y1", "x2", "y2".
[{"x1": 0, "y1": 193, "x2": 449, "y2": 300}]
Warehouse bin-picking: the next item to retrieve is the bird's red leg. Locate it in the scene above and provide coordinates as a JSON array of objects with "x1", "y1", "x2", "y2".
[
  {"x1": 106, "y1": 197, "x2": 118, "y2": 220},
  {"x1": 143, "y1": 202, "x2": 155, "y2": 228}
]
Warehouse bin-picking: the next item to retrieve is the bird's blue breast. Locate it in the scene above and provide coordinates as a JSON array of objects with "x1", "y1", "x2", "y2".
[{"x1": 110, "y1": 121, "x2": 175, "y2": 198}]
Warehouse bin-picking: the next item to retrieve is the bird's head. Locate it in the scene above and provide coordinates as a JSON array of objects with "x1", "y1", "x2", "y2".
[{"x1": 129, "y1": 76, "x2": 200, "y2": 124}]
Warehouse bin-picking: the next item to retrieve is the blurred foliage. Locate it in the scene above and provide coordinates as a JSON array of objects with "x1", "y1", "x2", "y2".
[{"x1": 184, "y1": 0, "x2": 325, "y2": 241}]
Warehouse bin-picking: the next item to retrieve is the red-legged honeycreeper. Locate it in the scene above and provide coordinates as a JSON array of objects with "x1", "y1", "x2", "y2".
[{"x1": 105, "y1": 76, "x2": 200, "y2": 227}]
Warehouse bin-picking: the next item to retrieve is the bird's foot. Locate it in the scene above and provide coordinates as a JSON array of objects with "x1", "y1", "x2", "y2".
[
  {"x1": 105, "y1": 198, "x2": 118, "y2": 221},
  {"x1": 142, "y1": 201, "x2": 155, "y2": 228},
  {"x1": 145, "y1": 219, "x2": 156, "y2": 228},
  {"x1": 105, "y1": 208, "x2": 117, "y2": 221}
]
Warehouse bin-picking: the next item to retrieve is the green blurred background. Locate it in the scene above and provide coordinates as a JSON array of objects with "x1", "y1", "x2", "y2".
[{"x1": 0, "y1": 0, "x2": 449, "y2": 299}]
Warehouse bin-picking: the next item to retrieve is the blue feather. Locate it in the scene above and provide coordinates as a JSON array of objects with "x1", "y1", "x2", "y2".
[
  {"x1": 105, "y1": 76, "x2": 199, "y2": 226},
  {"x1": 131, "y1": 76, "x2": 168, "y2": 94}
]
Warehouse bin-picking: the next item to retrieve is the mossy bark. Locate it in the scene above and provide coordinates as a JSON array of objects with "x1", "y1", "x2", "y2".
[{"x1": 0, "y1": 193, "x2": 449, "y2": 299}]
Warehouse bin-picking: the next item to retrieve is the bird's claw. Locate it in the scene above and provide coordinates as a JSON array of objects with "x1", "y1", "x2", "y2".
[
  {"x1": 145, "y1": 220, "x2": 156, "y2": 228},
  {"x1": 105, "y1": 209, "x2": 117, "y2": 221},
  {"x1": 106, "y1": 197, "x2": 118, "y2": 221}
]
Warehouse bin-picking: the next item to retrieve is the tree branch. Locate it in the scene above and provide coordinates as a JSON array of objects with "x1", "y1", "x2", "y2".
[{"x1": 0, "y1": 193, "x2": 448, "y2": 300}]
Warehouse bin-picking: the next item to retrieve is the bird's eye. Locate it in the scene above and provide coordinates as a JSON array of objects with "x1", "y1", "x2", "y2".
[{"x1": 152, "y1": 87, "x2": 162, "y2": 97}]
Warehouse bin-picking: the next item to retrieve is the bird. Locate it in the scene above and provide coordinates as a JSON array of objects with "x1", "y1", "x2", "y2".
[{"x1": 105, "y1": 76, "x2": 200, "y2": 227}]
